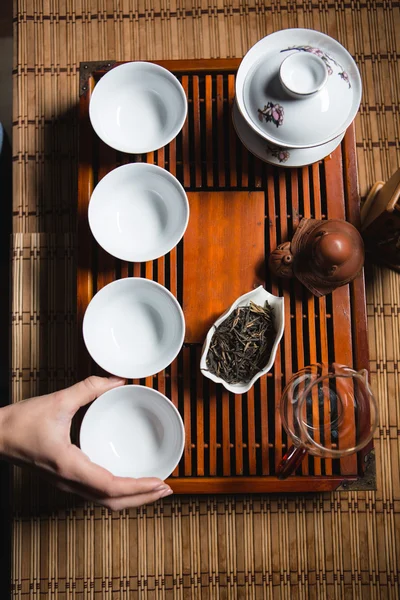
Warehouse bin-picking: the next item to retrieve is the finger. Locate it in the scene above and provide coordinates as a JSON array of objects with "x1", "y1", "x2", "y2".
[
  {"x1": 103, "y1": 488, "x2": 173, "y2": 511},
  {"x1": 64, "y1": 445, "x2": 165, "y2": 497},
  {"x1": 56, "y1": 480, "x2": 173, "y2": 510},
  {"x1": 61, "y1": 376, "x2": 125, "y2": 411}
]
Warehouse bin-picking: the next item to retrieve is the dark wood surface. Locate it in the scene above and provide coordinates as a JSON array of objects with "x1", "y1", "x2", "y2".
[{"x1": 77, "y1": 59, "x2": 373, "y2": 493}]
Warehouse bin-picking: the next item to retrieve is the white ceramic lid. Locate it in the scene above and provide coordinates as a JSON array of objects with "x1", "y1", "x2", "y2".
[{"x1": 236, "y1": 29, "x2": 362, "y2": 149}]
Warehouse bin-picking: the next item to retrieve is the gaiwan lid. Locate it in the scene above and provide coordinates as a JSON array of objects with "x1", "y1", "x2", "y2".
[{"x1": 236, "y1": 28, "x2": 362, "y2": 149}]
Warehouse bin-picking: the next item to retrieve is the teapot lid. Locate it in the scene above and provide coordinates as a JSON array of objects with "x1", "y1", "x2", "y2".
[{"x1": 291, "y1": 218, "x2": 365, "y2": 296}]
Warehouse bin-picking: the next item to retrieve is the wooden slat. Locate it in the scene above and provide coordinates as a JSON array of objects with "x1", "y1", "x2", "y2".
[
  {"x1": 312, "y1": 163, "x2": 323, "y2": 220},
  {"x1": 302, "y1": 167, "x2": 321, "y2": 476},
  {"x1": 325, "y1": 146, "x2": 357, "y2": 475},
  {"x1": 342, "y1": 124, "x2": 372, "y2": 470},
  {"x1": 155, "y1": 147, "x2": 167, "y2": 395},
  {"x1": 312, "y1": 162, "x2": 332, "y2": 475},
  {"x1": 96, "y1": 255, "x2": 115, "y2": 291},
  {"x1": 291, "y1": 168, "x2": 307, "y2": 475},
  {"x1": 156, "y1": 146, "x2": 166, "y2": 317},
  {"x1": 276, "y1": 169, "x2": 293, "y2": 473},
  {"x1": 277, "y1": 167, "x2": 290, "y2": 327},
  {"x1": 209, "y1": 383, "x2": 217, "y2": 476},
  {"x1": 205, "y1": 75, "x2": 213, "y2": 188},
  {"x1": 196, "y1": 347, "x2": 204, "y2": 476},
  {"x1": 284, "y1": 169, "x2": 299, "y2": 468},
  {"x1": 241, "y1": 129, "x2": 248, "y2": 188},
  {"x1": 192, "y1": 76, "x2": 202, "y2": 188},
  {"x1": 342, "y1": 125, "x2": 369, "y2": 373},
  {"x1": 120, "y1": 262, "x2": 129, "y2": 278},
  {"x1": 77, "y1": 81, "x2": 96, "y2": 380},
  {"x1": 266, "y1": 167, "x2": 283, "y2": 471},
  {"x1": 246, "y1": 388, "x2": 257, "y2": 476},
  {"x1": 165, "y1": 476, "x2": 357, "y2": 494},
  {"x1": 169, "y1": 137, "x2": 177, "y2": 177},
  {"x1": 259, "y1": 376, "x2": 269, "y2": 475},
  {"x1": 93, "y1": 59, "x2": 241, "y2": 78},
  {"x1": 278, "y1": 170, "x2": 299, "y2": 474},
  {"x1": 234, "y1": 394, "x2": 243, "y2": 475},
  {"x1": 169, "y1": 243, "x2": 179, "y2": 473},
  {"x1": 167, "y1": 129, "x2": 179, "y2": 477},
  {"x1": 96, "y1": 142, "x2": 116, "y2": 292},
  {"x1": 144, "y1": 259, "x2": 153, "y2": 389},
  {"x1": 181, "y1": 76, "x2": 190, "y2": 188},
  {"x1": 222, "y1": 390, "x2": 231, "y2": 476},
  {"x1": 170, "y1": 356, "x2": 180, "y2": 478},
  {"x1": 217, "y1": 74, "x2": 225, "y2": 188},
  {"x1": 157, "y1": 146, "x2": 165, "y2": 168},
  {"x1": 156, "y1": 59, "x2": 241, "y2": 73},
  {"x1": 227, "y1": 75, "x2": 237, "y2": 188},
  {"x1": 183, "y1": 346, "x2": 192, "y2": 476}
]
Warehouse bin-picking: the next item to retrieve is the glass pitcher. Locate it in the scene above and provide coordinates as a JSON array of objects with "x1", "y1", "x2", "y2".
[{"x1": 277, "y1": 363, "x2": 378, "y2": 479}]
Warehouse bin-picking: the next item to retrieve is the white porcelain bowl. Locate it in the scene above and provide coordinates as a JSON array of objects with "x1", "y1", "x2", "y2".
[
  {"x1": 236, "y1": 28, "x2": 362, "y2": 149},
  {"x1": 83, "y1": 278, "x2": 185, "y2": 379},
  {"x1": 88, "y1": 163, "x2": 189, "y2": 262},
  {"x1": 80, "y1": 385, "x2": 185, "y2": 479},
  {"x1": 89, "y1": 62, "x2": 188, "y2": 153},
  {"x1": 200, "y1": 286, "x2": 284, "y2": 394}
]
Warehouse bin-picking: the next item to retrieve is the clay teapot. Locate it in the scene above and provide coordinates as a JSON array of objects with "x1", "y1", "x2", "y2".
[{"x1": 269, "y1": 218, "x2": 365, "y2": 297}]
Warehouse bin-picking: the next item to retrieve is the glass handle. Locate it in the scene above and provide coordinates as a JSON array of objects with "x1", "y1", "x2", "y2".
[{"x1": 277, "y1": 445, "x2": 307, "y2": 479}]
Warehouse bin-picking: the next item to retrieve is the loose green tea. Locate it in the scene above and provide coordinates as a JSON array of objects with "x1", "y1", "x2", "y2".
[{"x1": 206, "y1": 301, "x2": 276, "y2": 385}]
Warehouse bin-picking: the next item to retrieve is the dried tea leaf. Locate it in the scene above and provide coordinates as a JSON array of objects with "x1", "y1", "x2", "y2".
[{"x1": 205, "y1": 301, "x2": 276, "y2": 385}]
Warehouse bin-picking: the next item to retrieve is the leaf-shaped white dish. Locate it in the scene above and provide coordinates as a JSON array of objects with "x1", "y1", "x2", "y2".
[{"x1": 200, "y1": 286, "x2": 285, "y2": 394}]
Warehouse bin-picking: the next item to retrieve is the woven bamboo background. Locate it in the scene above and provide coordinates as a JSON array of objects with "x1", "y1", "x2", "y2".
[{"x1": 11, "y1": 1, "x2": 399, "y2": 598}]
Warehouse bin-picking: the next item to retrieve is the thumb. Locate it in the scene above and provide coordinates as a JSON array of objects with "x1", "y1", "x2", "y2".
[{"x1": 61, "y1": 376, "x2": 125, "y2": 410}]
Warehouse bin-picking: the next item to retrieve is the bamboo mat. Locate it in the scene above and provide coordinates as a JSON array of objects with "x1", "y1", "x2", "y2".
[{"x1": 11, "y1": 1, "x2": 400, "y2": 598}]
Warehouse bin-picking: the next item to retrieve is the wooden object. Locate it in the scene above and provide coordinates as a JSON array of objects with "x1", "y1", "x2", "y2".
[
  {"x1": 77, "y1": 59, "x2": 373, "y2": 493},
  {"x1": 183, "y1": 191, "x2": 265, "y2": 342},
  {"x1": 361, "y1": 167, "x2": 400, "y2": 271}
]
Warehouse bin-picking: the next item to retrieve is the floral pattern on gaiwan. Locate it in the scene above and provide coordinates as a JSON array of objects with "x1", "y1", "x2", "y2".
[
  {"x1": 338, "y1": 71, "x2": 350, "y2": 86},
  {"x1": 258, "y1": 102, "x2": 284, "y2": 128},
  {"x1": 266, "y1": 145, "x2": 290, "y2": 163},
  {"x1": 280, "y1": 46, "x2": 351, "y2": 89}
]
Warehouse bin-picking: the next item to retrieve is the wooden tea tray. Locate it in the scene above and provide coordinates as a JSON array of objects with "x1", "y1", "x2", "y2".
[{"x1": 78, "y1": 59, "x2": 374, "y2": 493}]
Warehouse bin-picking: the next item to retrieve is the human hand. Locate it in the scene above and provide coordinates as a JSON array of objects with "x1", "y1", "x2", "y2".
[{"x1": 0, "y1": 376, "x2": 173, "y2": 509}]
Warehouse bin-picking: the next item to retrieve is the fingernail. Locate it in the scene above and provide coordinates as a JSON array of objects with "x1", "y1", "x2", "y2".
[
  {"x1": 160, "y1": 488, "x2": 173, "y2": 498},
  {"x1": 153, "y1": 483, "x2": 169, "y2": 492}
]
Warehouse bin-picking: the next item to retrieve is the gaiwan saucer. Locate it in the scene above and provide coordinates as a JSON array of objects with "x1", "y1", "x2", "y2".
[{"x1": 232, "y1": 100, "x2": 345, "y2": 168}]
